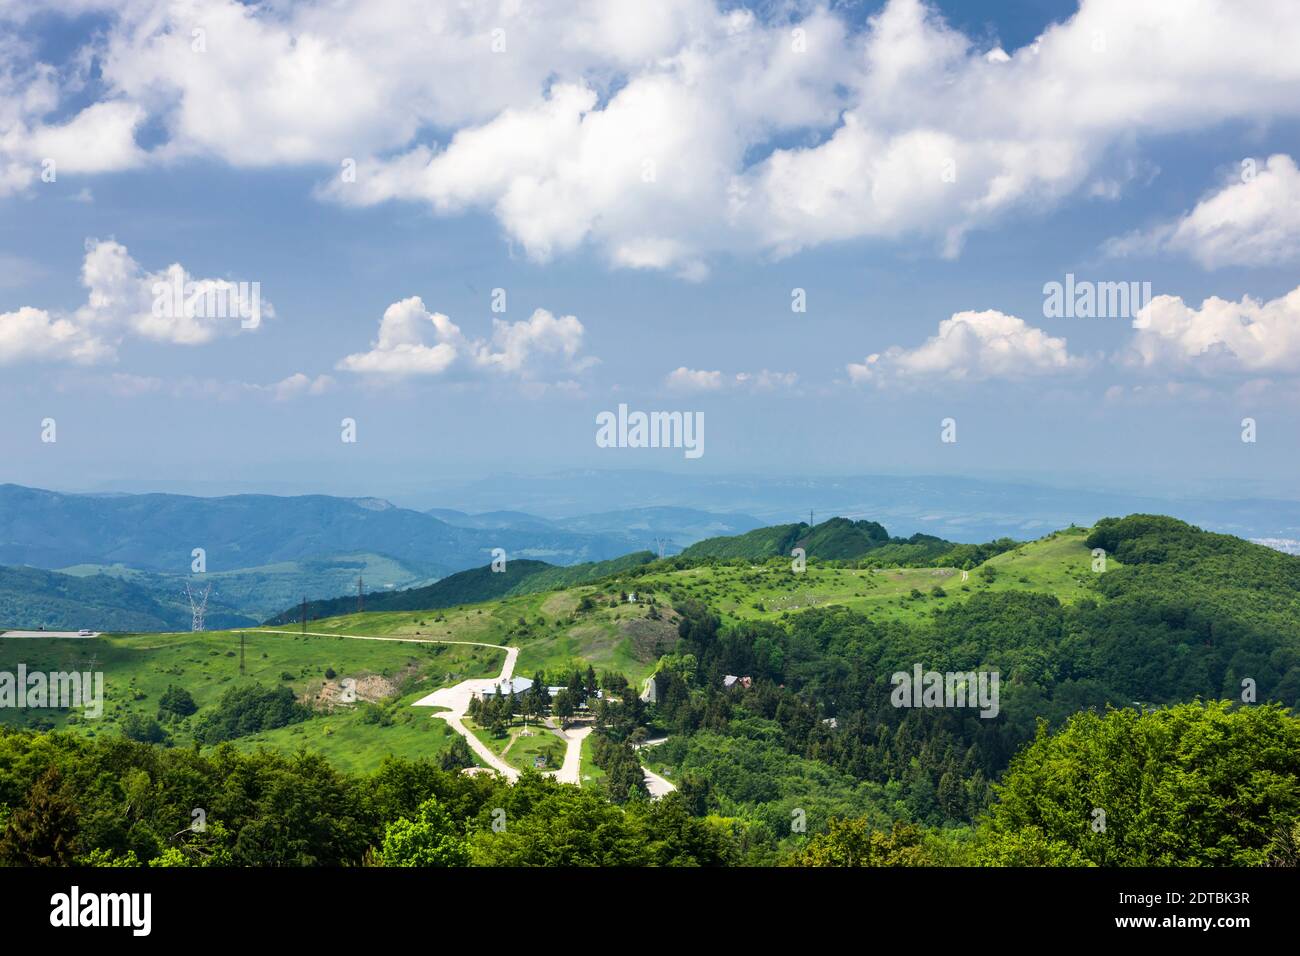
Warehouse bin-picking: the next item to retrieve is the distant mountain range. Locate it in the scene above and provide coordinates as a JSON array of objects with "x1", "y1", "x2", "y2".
[
  {"x1": 0, "y1": 484, "x2": 760, "y2": 630},
  {"x1": 426, "y1": 505, "x2": 763, "y2": 545},
  {"x1": 6, "y1": 474, "x2": 1300, "y2": 633},
  {"x1": 0, "y1": 483, "x2": 639, "y2": 574},
  {"x1": 405, "y1": 471, "x2": 1300, "y2": 543},
  {"x1": 62, "y1": 471, "x2": 1300, "y2": 542}
]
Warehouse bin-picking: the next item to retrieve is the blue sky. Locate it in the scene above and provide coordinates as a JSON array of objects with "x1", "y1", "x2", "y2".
[{"x1": 2, "y1": 0, "x2": 1300, "y2": 502}]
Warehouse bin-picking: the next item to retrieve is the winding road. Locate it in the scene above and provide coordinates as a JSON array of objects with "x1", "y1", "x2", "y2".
[
  {"x1": 251, "y1": 628, "x2": 667, "y2": 794},
  {"x1": 634, "y1": 736, "x2": 677, "y2": 797}
]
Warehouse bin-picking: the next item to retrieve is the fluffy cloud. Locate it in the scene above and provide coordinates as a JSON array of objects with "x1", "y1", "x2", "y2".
[
  {"x1": 0, "y1": 35, "x2": 145, "y2": 195},
  {"x1": 848, "y1": 310, "x2": 1083, "y2": 385},
  {"x1": 0, "y1": 239, "x2": 271, "y2": 365},
  {"x1": 338, "y1": 297, "x2": 594, "y2": 383},
  {"x1": 337, "y1": 297, "x2": 462, "y2": 376},
  {"x1": 665, "y1": 367, "x2": 798, "y2": 392},
  {"x1": 0, "y1": 305, "x2": 113, "y2": 365},
  {"x1": 1103, "y1": 154, "x2": 1300, "y2": 268},
  {"x1": 74, "y1": 240, "x2": 273, "y2": 345},
  {"x1": 321, "y1": 0, "x2": 1300, "y2": 268},
  {"x1": 6, "y1": 0, "x2": 1300, "y2": 270},
  {"x1": 1120, "y1": 285, "x2": 1300, "y2": 375}
]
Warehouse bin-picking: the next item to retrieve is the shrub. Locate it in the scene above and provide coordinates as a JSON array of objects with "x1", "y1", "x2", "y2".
[
  {"x1": 193, "y1": 685, "x2": 312, "y2": 744},
  {"x1": 121, "y1": 713, "x2": 168, "y2": 744},
  {"x1": 157, "y1": 685, "x2": 197, "y2": 720}
]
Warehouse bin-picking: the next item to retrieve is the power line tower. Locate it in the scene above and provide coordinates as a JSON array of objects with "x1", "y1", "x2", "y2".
[
  {"x1": 239, "y1": 631, "x2": 246, "y2": 675},
  {"x1": 185, "y1": 581, "x2": 212, "y2": 632},
  {"x1": 809, "y1": 508, "x2": 815, "y2": 528},
  {"x1": 300, "y1": 595, "x2": 308, "y2": 636},
  {"x1": 652, "y1": 536, "x2": 668, "y2": 559},
  {"x1": 356, "y1": 575, "x2": 364, "y2": 615}
]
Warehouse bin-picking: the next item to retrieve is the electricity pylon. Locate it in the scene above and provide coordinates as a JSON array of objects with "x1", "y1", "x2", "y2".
[{"x1": 185, "y1": 581, "x2": 212, "y2": 632}]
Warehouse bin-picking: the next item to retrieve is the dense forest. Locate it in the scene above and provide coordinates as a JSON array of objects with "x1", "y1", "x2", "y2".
[
  {"x1": 639, "y1": 516, "x2": 1300, "y2": 834},
  {"x1": 0, "y1": 700, "x2": 1295, "y2": 867}
]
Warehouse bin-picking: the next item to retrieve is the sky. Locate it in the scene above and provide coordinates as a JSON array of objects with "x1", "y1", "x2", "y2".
[{"x1": 2, "y1": 0, "x2": 1300, "y2": 504}]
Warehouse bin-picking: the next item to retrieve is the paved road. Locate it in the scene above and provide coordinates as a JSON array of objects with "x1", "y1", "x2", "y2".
[
  {"x1": 551, "y1": 724, "x2": 593, "y2": 785},
  {"x1": 253, "y1": 628, "x2": 523, "y2": 779},
  {"x1": 633, "y1": 736, "x2": 677, "y2": 796},
  {"x1": 251, "y1": 628, "x2": 664, "y2": 794},
  {"x1": 642, "y1": 766, "x2": 677, "y2": 797},
  {"x1": 0, "y1": 630, "x2": 100, "y2": 638},
  {"x1": 413, "y1": 660, "x2": 522, "y2": 782}
]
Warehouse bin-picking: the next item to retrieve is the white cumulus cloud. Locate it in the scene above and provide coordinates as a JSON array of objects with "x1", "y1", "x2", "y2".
[
  {"x1": 1120, "y1": 285, "x2": 1300, "y2": 375},
  {"x1": 6, "y1": 0, "x2": 1295, "y2": 271},
  {"x1": 0, "y1": 239, "x2": 270, "y2": 365},
  {"x1": 1104, "y1": 154, "x2": 1300, "y2": 268},
  {"x1": 848, "y1": 310, "x2": 1083, "y2": 385},
  {"x1": 338, "y1": 297, "x2": 594, "y2": 383}
]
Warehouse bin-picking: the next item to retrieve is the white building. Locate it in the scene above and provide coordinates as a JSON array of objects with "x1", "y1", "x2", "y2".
[{"x1": 477, "y1": 676, "x2": 534, "y2": 698}]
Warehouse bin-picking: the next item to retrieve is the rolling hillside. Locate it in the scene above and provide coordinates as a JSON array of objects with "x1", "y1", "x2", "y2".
[
  {"x1": 264, "y1": 551, "x2": 656, "y2": 624},
  {"x1": 680, "y1": 515, "x2": 1017, "y2": 566},
  {"x1": 4, "y1": 513, "x2": 1299, "y2": 868}
]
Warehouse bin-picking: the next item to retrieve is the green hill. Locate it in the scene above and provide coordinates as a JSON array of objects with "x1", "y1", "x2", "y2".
[
  {"x1": 681, "y1": 516, "x2": 1016, "y2": 566},
  {"x1": 5, "y1": 513, "x2": 1299, "y2": 868},
  {"x1": 264, "y1": 551, "x2": 656, "y2": 624}
]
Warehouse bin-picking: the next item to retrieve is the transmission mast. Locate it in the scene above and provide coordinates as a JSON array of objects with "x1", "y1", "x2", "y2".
[
  {"x1": 357, "y1": 575, "x2": 364, "y2": 615},
  {"x1": 185, "y1": 581, "x2": 212, "y2": 632},
  {"x1": 301, "y1": 595, "x2": 308, "y2": 635}
]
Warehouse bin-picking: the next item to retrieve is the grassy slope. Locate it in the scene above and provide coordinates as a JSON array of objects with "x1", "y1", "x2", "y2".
[
  {"x1": 634, "y1": 526, "x2": 1108, "y2": 627},
  {"x1": 234, "y1": 698, "x2": 467, "y2": 775},
  {"x1": 260, "y1": 590, "x2": 673, "y2": 682},
  {"x1": 677, "y1": 517, "x2": 950, "y2": 563},
  {"x1": 266, "y1": 551, "x2": 655, "y2": 624},
  {"x1": 0, "y1": 525, "x2": 1115, "y2": 774},
  {"x1": 0, "y1": 629, "x2": 502, "y2": 770}
]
